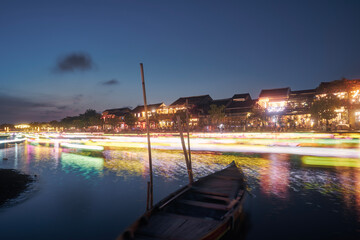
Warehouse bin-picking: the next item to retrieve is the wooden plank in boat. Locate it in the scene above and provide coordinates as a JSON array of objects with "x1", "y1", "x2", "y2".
[
  {"x1": 179, "y1": 199, "x2": 228, "y2": 211},
  {"x1": 193, "y1": 179, "x2": 240, "y2": 197},
  {"x1": 197, "y1": 177, "x2": 238, "y2": 188},
  {"x1": 213, "y1": 175, "x2": 243, "y2": 181},
  {"x1": 133, "y1": 234, "x2": 160, "y2": 240},
  {"x1": 137, "y1": 213, "x2": 186, "y2": 238},
  {"x1": 197, "y1": 186, "x2": 234, "y2": 194},
  {"x1": 137, "y1": 213, "x2": 219, "y2": 240},
  {"x1": 199, "y1": 183, "x2": 236, "y2": 192},
  {"x1": 192, "y1": 187, "x2": 230, "y2": 197},
  {"x1": 158, "y1": 186, "x2": 189, "y2": 209},
  {"x1": 196, "y1": 193, "x2": 230, "y2": 203}
]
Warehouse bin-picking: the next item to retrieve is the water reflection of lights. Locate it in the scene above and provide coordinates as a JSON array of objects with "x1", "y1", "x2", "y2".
[
  {"x1": 260, "y1": 154, "x2": 289, "y2": 199},
  {"x1": 103, "y1": 151, "x2": 145, "y2": 178},
  {"x1": 61, "y1": 143, "x2": 104, "y2": 151},
  {"x1": 101, "y1": 147, "x2": 269, "y2": 181},
  {"x1": 0, "y1": 138, "x2": 26, "y2": 144},
  {"x1": 4, "y1": 139, "x2": 360, "y2": 221},
  {"x1": 356, "y1": 169, "x2": 360, "y2": 221},
  {"x1": 100, "y1": 148, "x2": 360, "y2": 211},
  {"x1": 61, "y1": 152, "x2": 104, "y2": 177},
  {"x1": 337, "y1": 169, "x2": 360, "y2": 218}
]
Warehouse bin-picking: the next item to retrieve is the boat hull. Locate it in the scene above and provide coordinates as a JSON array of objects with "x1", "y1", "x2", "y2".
[{"x1": 119, "y1": 161, "x2": 246, "y2": 240}]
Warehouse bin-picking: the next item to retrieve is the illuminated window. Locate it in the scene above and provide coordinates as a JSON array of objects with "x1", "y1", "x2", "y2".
[
  {"x1": 14, "y1": 124, "x2": 30, "y2": 129},
  {"x1": 351, "y1": 90, "x2": 360, "y2": 103},
  {"x1": 355, "y1": 112, "x2": 360, "y2": 122},
  {"x1": 334, "y1": 107, "x2": 345, "y2": 113},
  {"x1": 267, "y1": 101, "x2": 286, "y2": 112},
  {"x1": 334, "y1": 92, "x2": 347, "y2": 99}
]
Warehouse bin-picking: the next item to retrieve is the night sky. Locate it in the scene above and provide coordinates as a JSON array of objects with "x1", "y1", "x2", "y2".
[{"x1": 1, "y1": 0, "x2": 360, "y2": 123}]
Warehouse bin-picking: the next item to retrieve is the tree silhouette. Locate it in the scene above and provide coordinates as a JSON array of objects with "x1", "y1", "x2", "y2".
[
  {"x1": 124, "y1": 113, "x2": 138, "y2": 128},
  {"x1": 310, "y1": 94, "x2": 342, "y2": 129},
  {"x1": 208, "y1": 104, "x2": 226, "y2": 127}
]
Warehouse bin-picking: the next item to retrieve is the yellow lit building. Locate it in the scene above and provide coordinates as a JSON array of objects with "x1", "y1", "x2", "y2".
[
  {"x1": 14, "y1": 124, "x2": 31, "y2": 129},
  {"x1": 316, "y1": 78, "x2": 360, "y2": 129},
  {"x1": 101, "y1": 107, "x2": 131, "y2": 131}
]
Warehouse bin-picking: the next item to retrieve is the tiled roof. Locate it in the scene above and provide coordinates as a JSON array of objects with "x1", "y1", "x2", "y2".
[
  {"x1": 102, "y1": 107, "x2": 131, "y2": 116},
  {"x1": 290, "y1": 89, "x2": 316, "y2": 95},
  {"x1": 232, "y1": 93, "x2": 251, "y2": 100},
  {"x1": 209, "y1": 98, "x2": 232, "y2": 107},
  {"x1": 132, "y1": 103, "x2": 164, "y2": 113},
  {"x1": 170, "y1": 95, "x2": 212, "y2": 106},
  {"x1": 259, "y1": 88, "x2": 290, "y2": 99},
  {"x1": 289, "y1": 89, "x2": 316, "y2": 100},
  {"x1": 317, "y1": 79, "x2": 360, "y2": 93},
  {"x1": 317, "y1": 81, "x2": 342, "y2": 92},
  {"x1": 226, "y1": 99, "x2": 255, "y2": 110}
]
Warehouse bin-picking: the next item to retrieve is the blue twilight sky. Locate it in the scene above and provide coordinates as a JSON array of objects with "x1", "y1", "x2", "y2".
[{"x1": 1, "y1": 0, "x2": 360, "y2": 123}]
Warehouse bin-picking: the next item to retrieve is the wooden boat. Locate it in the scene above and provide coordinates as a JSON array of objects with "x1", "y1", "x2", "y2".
[{"x1": 118, "y1": 161, "x2": 246, "y2": 240}]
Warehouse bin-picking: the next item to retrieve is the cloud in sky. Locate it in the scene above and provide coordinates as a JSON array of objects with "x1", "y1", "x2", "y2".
[
  {"x1": 72, "y1": 94, "x2": 83, "y2": 105},
  {"x1": 0, "y1": 93, "x2": 82, "y2": 124},
  {"x1": 54, "y1": 53, "x2": 93, "y2": 73},
  {"x1": 101, "y1": 79, "x2": 120, "y2": 86},
  {"x1": 0, "y1": 94, "x2": 52, "y2": 110},
  {"x1": 56, "y1": 105, "x2": 69, "y2": 110}
]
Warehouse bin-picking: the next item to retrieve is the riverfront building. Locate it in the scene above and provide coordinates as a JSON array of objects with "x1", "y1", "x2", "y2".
[
  {"x1": 101, "y1": 78, "x2": 360, "y2": 131},
  {"x1": 102, "y1": 107, "x2": 131, "y2": 131}
]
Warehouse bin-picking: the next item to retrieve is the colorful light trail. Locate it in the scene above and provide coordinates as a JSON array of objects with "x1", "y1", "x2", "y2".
[{"x1": 18, "y1": 132, "x2": 360, "y2": 158}]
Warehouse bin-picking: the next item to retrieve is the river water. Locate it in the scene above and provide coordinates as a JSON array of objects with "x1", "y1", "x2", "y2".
[{"x1": 0, "y1": 141, "x2": 359, "y2": 239}]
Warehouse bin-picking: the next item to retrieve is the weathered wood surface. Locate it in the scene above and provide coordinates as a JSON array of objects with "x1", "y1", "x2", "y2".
[
  {"x1": 136, "y1": 213, "x2": 219, "y2": 240},
  {"x1": 119, "y1": 162, "x2": 246, "y2": 240}
]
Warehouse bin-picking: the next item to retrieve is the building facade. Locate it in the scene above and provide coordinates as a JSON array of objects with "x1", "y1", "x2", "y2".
[
  {"x1": 102, "y1": 107, "x2": 131, "y2": 131},
  {"x1": 101, "y1": 78, "x2": 360, "y2": 132}
]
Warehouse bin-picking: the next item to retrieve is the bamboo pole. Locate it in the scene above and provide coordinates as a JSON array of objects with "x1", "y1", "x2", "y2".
[
  {"x1": 185, "y1": 99, "x2": 193, "y2": 182},
  {"x1": 177, "y1": 115, "x2": 193, "y2": 183},
  {"x1": 146, "y1": 181, "x2": 150, "y2": 211},
  {"x1": 140, "y1": 63, "x2": 153, "y2": 209}
]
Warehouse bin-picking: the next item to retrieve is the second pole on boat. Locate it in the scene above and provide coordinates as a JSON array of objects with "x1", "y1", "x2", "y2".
[
  {"x1": 177, "y1": 115, "x2": 193, "y2": 184},
  {"x1": 185, "y1": 99, "x2": 193, "y2": 180},
  {"x1": 140, "y1": 63, "x2": 153, "y2": 210}
]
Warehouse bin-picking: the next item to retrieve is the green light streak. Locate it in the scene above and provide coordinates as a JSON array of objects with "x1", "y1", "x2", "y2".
[
  {"x1": 61, "y1": 152, "x2": 104, "y2": 177},
  {"x1": 302, "y1": 156, "x2": 360, "y2": 168}
]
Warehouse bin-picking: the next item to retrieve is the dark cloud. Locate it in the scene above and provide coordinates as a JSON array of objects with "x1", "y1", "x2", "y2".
[
  {"x1": 0, "y1": 94, "x2": 53, "y2": 109},
  {"x1": 101, "y1": 79, "x2": 120, "y2": 86},
  {"x1": 56, "y1": 105, "x2": 69, "y2": 110},
  {"x1": 0, "y1": 93, "x2": 79, "y2": 124},
  {"x1": 72, "y1": 94, "x2": 83, "y2": 104},
  {"x1": 54, "y1": 53, "x2": 93, "y2": 72},
  {"x1": 0, "y1": 94, "x2": 55, "y2": 123},
  {"x1": 40, "y1": 110, "x2": 62, "y2": 116}
]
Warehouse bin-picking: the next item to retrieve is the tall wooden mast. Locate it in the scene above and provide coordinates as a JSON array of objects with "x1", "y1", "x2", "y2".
[{"x1": 140, "y1": 63, "x2": 153, "y2": 209}]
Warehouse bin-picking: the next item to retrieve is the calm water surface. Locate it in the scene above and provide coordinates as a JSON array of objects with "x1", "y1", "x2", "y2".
[{"x1": 0, "y1": 142, "x2": 359, "y2": 240}]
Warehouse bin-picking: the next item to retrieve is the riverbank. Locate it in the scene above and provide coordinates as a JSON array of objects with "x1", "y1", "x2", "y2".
[{"x1": 0, "y1": 169, "x2": 34, "y2": 206}]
